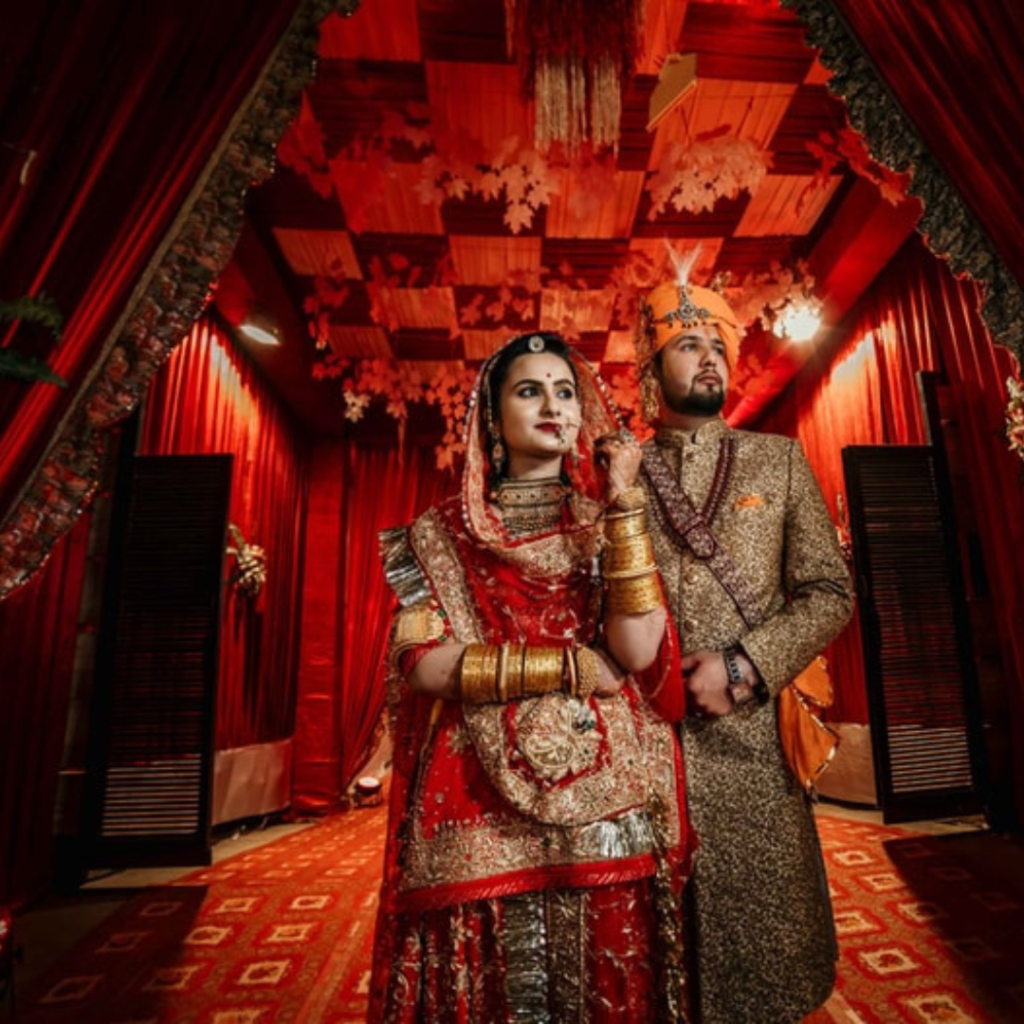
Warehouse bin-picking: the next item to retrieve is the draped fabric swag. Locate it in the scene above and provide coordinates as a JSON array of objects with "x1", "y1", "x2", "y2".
[
  {"x1": 140, "y1": 319, "x2": 309, "y2": 751},
  {"x1": 291, "y1": 442, "x2": 451, "y2": 815},
  {"x1": 759, "y1": 237, "x2": 1024, "y2": 811}
]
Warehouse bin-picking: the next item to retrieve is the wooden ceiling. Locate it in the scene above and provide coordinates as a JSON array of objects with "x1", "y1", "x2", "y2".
[{"x1": 212, "y1": 0, "x2": 923, "y2": 441}]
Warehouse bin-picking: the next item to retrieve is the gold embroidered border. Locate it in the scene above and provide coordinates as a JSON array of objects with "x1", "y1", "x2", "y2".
[
  {"x1": 409, "y1": 508, "x2": 483, "y2": 643},
  {"x1": 464, "y1": 694, "x2": 648, "y2": 826},
  {"x1": 400, "y1": 708, "x2": 682, "y2": 895},
  {"x1": 400, "y1": 805, "x2": 656, "y2": 895}
]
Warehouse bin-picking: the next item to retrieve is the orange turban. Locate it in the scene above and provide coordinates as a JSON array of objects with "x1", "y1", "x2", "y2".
[{"x1": 638, "y1": 281, "x2": 741, "y2": 368}]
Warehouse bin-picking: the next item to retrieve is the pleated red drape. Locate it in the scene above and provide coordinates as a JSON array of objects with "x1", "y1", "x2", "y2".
[
  {"x1": 140, "y1": 318, "x2": 309, "y2": 750},
  {"x1": 761, "y1": 237, "x2": 1024, "y2": 776},
  {"x1": 0, "y1": 1, "x2": 303, "y2": 519},
  {"x1": 756, "y1": 339, "x2": 879, "y2": 724},
  {"x1": 292, "y1": 443, "x2": 451, "y2": 815},
  {"x1": 0, "y1": 512, "x2": 90, "y2": 906}
]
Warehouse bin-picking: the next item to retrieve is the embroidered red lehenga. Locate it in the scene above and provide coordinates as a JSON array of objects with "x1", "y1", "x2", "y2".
[{"x1": 371, "y1": 345, "x2": 692, "y2": 1022}]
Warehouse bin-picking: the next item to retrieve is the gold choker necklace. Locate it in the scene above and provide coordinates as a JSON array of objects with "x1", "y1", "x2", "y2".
[{"x1": 492, "y1": 477, "x2": 570, "y2": 537}]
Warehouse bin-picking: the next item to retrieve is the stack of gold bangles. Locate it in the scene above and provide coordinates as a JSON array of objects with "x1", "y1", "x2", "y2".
[
  {"x1": 602, "y1": 485, "x2": 662, "y2": 616},
  {"x1": 459, "y1": 643, "x2": 603, "y2": 704}
]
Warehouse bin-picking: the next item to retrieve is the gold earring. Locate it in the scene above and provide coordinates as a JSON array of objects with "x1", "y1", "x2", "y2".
[{"x1": 489, "y1": 423, "x2": 505, "y2": 468}]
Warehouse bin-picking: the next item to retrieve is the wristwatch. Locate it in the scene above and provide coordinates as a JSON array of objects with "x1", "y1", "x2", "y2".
[{"x1": 724, "y1": 645, "x2": 769, "y2": 707}]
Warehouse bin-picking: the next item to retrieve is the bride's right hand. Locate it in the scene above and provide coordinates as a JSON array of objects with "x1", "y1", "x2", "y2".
[{"x1": 594, "y1": 430, "x2": 641, "y2": 506}]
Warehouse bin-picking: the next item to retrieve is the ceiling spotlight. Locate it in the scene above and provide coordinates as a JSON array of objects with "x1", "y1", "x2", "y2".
[
  {"x1": 772, "y1": 297, "x2": 823, "y2": 343},
  {"x1": 239, "y1": 309, "x2": 282, "y2": 346}
]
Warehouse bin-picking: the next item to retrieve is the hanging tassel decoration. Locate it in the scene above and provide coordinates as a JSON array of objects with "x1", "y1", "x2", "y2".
[{"x1": 506, "y1": 0, "x2": 642, "y2": 155}]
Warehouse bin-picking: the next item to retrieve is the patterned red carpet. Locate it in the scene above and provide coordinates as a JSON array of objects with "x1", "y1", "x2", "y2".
[
  {"x1": 7, "y1": 807, "x2": 1023, "y2": 1022},
  {"x1": 8, "y1": 807, "x2": 388, "y2": 1024},
  {"x1": 808, "y1": 817, "x2": 1024, "y2": 1024}
]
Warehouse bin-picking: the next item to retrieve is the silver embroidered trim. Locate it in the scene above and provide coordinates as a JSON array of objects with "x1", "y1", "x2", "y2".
[
  {"x1": 546, "y1": 889, "x2": 587, "y2": 1024},
  {"x1": 504, "y1": 893, "x2": 551, "y2": 1023},
  {"x1": 379, "y1": 525, "x2": 431, "y2": 608}
]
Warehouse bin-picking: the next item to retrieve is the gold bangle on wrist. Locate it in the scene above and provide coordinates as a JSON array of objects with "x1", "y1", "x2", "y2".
[
  {"x1": 604, "y1": 564, "x2": 658, "y2": 581},
  {"x1": 483, "y1": 645, "x2": 501, "y2": 701},
  {"x1": 565, "y1": 643, "x2": 578, "y2": 697},
  {"x1": 503, "y1": 643, "x2": 525, "y2": 699},
  {"x1": 602, "y1": 533, "x2": 655, "y2": 576},
  {"x1": 459, "y1": 644, "x2": 494, "y2": 703},
  {"x1": 496, "y1": 643, "x2": 510, "y2": 703},
  {"x1": 604, "y1": 507, "x2": 647, "y2": 542},
  {"x1": 606, "y1": 571, "x2": 663, "y2": 616},
  {"x1": 522, "y1": 646, "x2": 565, "y2": 696}
]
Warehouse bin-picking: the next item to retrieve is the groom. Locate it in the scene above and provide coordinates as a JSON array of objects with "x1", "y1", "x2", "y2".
[{"x1": 634, "y1": 278, "x2": 854, "y2": 1023}]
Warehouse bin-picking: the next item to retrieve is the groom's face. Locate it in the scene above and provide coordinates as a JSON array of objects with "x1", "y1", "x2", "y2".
[{"x1": 655, "y1": 324, "x2": 729, "y2": 417}]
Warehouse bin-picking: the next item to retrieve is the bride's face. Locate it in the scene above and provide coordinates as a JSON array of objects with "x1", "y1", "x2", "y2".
[{"x1": 498, "y1": 352, "x2": 581, "y2": 476}]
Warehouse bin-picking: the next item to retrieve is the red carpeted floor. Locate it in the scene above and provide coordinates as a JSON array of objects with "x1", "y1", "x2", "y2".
[
  {"x1": 7, "y1": 808, "x2": 1024, "y2": 1023},
  {"x1": 7, "y1": 807, "x2": 387, "y2": 1024},
  {"x1": 807, "y1": 816, "x2": 1024, "y2": 1024}
]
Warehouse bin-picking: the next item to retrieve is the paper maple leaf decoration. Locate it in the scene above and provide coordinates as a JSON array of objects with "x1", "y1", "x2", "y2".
[
  {"x1": 413, "y1": 138, "x2": 560, "y2": 235},
  {"x1": 647, "y1": 136, "x2": 770, "y2": 218},
  {"x1": 276, "y1": 93, "x2": 332, "y2": 199}
]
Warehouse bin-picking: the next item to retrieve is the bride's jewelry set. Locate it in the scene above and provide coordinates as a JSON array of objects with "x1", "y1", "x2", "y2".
[{"x1": 458, "y1": 467, "x2": 662, "y2": 705}]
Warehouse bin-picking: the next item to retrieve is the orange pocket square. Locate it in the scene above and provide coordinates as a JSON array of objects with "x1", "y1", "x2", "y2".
[{"x1": 734, "y1": 494, "x2": 764, "y2": 510}]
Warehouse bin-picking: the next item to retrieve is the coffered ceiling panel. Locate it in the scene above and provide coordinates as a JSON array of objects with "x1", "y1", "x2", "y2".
[{"x1": 220, "y1": 0, "x2": 919, "y2": 438}]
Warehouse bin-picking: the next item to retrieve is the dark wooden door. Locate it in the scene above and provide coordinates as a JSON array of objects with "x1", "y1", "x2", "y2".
[
  {"x1": 843, "y1": 445, "x2": 988, "y2": 823},
  {"x1": 85, "y1": 454, "x2": 231, "y2": 867}
]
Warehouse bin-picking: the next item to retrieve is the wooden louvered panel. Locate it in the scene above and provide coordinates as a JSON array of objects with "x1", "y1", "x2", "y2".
[
  {"x1": 87, "y1": 455, "x2": 231, "y2": 867},
  {"x1": 101, "y1": 760, "x2": 204, "y2": 835},
  {"x1": 843, "y1": 445, "x2": 985, "y2": 823}
]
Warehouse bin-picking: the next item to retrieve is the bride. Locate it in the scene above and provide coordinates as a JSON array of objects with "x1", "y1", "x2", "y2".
[{"x1": 370, "y1": 332, "x2": 693, "y2": 1022}]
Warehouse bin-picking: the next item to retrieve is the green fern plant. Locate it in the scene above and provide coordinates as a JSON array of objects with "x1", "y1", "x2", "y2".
[{"x1": 0, "y1": 293, "x2": 67, "y2": 386}]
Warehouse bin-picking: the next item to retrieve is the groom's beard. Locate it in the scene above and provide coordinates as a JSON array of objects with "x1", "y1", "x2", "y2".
[{"x1": 662, "y1": 385, "x2": 725, "y2": 417}]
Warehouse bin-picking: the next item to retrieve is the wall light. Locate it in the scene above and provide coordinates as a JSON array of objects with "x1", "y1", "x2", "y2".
[
  {"x1": 771, "y1": 295, "x2": 823, "y2": 343},
  {"x1": 239, "y1": 309, "x2": 282, "y2": 346}
]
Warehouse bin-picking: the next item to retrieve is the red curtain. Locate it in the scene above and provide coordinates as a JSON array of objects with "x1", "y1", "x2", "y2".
[
  {"x1": 0, "y1": 0, "x2": 303, "y2": 528},
  {"x1": 140, "y1": 318, "x2": 309, "y2": 750},
  {"x1": 760, "y1": 237, "x2": 1024, "y2": 796},
  {"x1": 829, "y1": 0, "x2": 1024, "y2": 289},
  {"x1": 0, "y1": 512, "x2": 90, "y2": 907},
  {"x1": 757, "y1": 332, "x2": 883, "y2": 724},
  {"x1": 292, "y1": 443, "x2": 452, "y2": 815}
]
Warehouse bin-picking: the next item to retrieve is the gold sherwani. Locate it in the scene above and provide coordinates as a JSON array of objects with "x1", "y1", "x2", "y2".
[{"x1": 642, "y1": 419, "x2": 854, "y2": 1024}]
